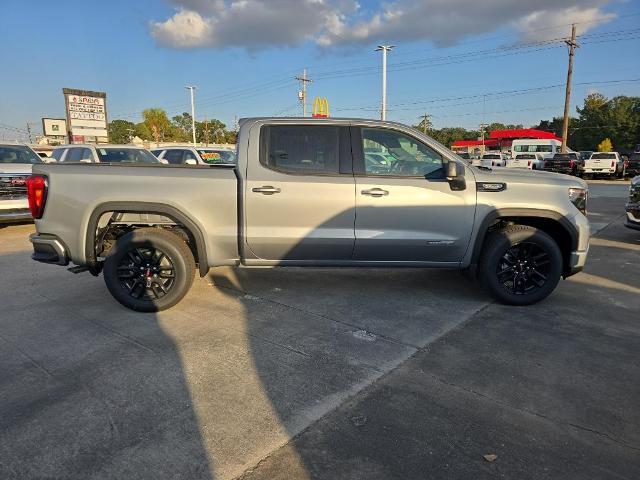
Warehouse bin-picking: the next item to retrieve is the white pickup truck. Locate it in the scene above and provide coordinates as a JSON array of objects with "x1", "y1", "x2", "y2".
[{"x1": 583, "y1": 152, "x2": 623, "y2": 178}]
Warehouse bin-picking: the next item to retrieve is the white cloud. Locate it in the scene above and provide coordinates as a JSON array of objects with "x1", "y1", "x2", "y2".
[{"x1": 150, "y1": 0, "x2": 616, "y2": 50}]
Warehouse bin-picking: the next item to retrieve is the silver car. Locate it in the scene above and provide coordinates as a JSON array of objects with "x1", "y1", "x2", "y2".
[
  {"x1": 151, "y1": 146, "x2": 236, "y2": 166},
  {"x1": 52, "y1": 144, "x2": 163, "y2": 164}
]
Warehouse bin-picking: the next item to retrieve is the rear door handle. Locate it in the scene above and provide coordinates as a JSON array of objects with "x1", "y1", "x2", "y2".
[
  {"x1": 361, "y1": 188, "x2": 389, "y2": 197},
  {"x1": 252, "y1": 185, "x2": 281, "y2": 195}
]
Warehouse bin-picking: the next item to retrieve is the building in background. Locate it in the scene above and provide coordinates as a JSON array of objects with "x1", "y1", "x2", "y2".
[
  {"x1": 63, "y1": 88, "x2": 108, "y2": 144},
  {"x1": 451, "y1": 129, "x2": 562, "y2": 157}
]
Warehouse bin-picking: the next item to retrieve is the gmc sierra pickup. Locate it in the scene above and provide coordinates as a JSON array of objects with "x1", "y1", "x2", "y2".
[{"x1": 28, "y1": 118, "x2": 590, "y2": 311}]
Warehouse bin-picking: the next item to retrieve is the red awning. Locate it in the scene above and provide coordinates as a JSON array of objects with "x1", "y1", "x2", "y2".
[{"x1": 489, "y1": 129, "x2": 561, "y2": 141}]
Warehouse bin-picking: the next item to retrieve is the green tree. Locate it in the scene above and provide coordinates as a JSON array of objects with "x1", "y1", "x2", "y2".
[
  {"x1": 142, "y1": 108, "x2": 172, "y2": 145},
  {"x1": 134, "y1": 122, "x2": 151, "y2": 140},
  {"x1": 107, "y1": 119, "x2": 135, "y2": 143},
  {"x1": 597, "y1": 138, "x2": 613, "y2": 152}
]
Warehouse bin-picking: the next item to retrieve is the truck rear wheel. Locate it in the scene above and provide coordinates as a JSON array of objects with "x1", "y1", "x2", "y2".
[
  {"x1": 479, "y1": 225, "x2": 562, "y2": 306},
  {"x1": 103, "y1": 228, "x2": 195, "y2": 312}
]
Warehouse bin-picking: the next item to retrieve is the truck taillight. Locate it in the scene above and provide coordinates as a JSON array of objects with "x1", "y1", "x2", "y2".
[
  {"x1": 26, "y1": 175, "x2": 48, "y2": 219},
  {"x1": 528, "y1": 160, "x2": 532, "y2": 168},
  {"x1": 569, "y1": 159, "x2": 575, "y2": 169},
  {"x1": 611, "y1": 160, "x2": 615, "y2": 168}
]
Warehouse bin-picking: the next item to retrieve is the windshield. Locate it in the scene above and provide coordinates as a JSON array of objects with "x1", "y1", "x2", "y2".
[
  {"x1": 590, "y1": 153, "x2": 615, "y2": 159},
  {"x1": 483, "y1": 154, "x2": 501, "y2": 159},
  {"x1": 197, "y1": 149, "x2": 236, "y2": 164},
  {"x1": 0, "y1": 145, "x2": 42, "y2": 164},
  {"x1": 516, "y1": 154, "x2": 535, "y2": 159},
  {"x1": 96, "y1": 148, "x2": 159, "y2": 163},
  {"x1": 514, "y1": 144, "x2": 553, "y2": 153}
]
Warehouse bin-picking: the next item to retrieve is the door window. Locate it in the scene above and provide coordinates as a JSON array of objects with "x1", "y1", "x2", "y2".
[
  {"x1": 163, "y1": 150, "x2": 185, "y2": 164},
  {"x1": 361, "y1": 128, "x2": 444, "y2": 178},
  {"x1": 260, "y1": 125, "x2": 339, "y2": 174},
  {"x1": 66, "y1": 148, "x2": 84, "y2": 162}
]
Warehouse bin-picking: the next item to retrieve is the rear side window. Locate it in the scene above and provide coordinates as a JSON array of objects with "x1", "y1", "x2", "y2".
[
  {"x1": 151, "y1": 149, "x2": 165, "y2": 157},
  {"x1": 51, "y1": 148, "x2": 66, "y2": 161},
  {"x1": 260, "y1": 125, "x2": 339, "y2": 174},
  {"x1": 66, "y1": 148, "x2": 84, "y2": 162},
  {"x1": 163, "y1": 150, "x2": 185, "y2": 164},
  {"x1": 590, "y1": 153, "x2": 616, "y2": 159}
]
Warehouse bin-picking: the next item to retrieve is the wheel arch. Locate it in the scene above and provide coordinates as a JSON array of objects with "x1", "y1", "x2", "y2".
[
  {"x1": 86, "y1": 201, "x2": 209, "y2": 276},
  {"x1": 471, "y1": 208, "x2": 579, "y2": 277}
]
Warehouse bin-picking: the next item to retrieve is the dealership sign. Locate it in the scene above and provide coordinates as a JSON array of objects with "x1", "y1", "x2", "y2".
[{"x1": 63, "y1": 88, "x2": 108, "y2": 143}]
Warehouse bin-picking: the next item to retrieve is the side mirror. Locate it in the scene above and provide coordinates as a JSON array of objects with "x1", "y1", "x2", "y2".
[
  {"x1": 446, "y1": 160, "x2": 458, "y2": 178},
  {"x1": 185, "y1": 158, "x2": 197, "y2": 165},
  {"x1": 446, "y1": 160, "x2": 466, "y2": 191}
]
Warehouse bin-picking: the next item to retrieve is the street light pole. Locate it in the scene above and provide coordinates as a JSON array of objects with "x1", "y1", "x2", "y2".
[
  {"x1": 375, "y1": 45, "x2": 395, "y2": 121},
  {"x1": 185, "y1": 85, "x2": 197, "y2": 146}
]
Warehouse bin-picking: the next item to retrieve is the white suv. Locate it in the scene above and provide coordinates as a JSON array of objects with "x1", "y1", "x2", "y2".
[{"x1": 151, "y1": 146, "x2": 236, "y2": 166}]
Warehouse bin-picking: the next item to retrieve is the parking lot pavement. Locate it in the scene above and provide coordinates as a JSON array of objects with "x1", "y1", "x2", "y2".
[{"x1": 1, "y1": 182, "x2": 638, "y2": 479}]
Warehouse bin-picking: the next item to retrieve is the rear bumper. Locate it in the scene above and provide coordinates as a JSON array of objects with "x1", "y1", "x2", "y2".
[
  {"x1": 0, "y1": 207, "x2": 31, "y2": 223},
  {"x1": 29, "y1": 233, "x2": 69, "y2": 266},
  {"x1": 583, "y1": 167, "x2": 616, "y2": 175}
]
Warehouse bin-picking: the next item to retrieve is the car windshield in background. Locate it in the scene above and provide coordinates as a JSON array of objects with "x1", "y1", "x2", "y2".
[
  {"x1": 0, "y1": 145, "x2": 42, "y2": 164},
  {"x1": 96, "y1": 148, "x2": 159, "y2": 163},
  {"x1": 516, "y1": 154, "x2": 536, "y2": 159},
  {"x1": 197, "y1": 149, "x2": 236, "y2": 164},
  {"x1": 591, "y1": 153, "x2": 616, "y2": 159},
  {"x1": 483, "y1": 155, "x2": 501, "y2": 159}
]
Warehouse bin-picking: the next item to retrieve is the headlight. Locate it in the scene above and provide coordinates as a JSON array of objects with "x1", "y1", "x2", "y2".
[{"x1": 568, "y1": 187, "x2": 587, "y2": 215}]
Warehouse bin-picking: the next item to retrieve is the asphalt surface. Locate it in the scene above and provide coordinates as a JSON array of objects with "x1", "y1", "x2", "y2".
[{"x1": 1, "y1": 181, "x2": 638, "y2": 479}]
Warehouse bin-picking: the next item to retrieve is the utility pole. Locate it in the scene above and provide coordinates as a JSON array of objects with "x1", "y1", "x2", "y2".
[
  {"x1": 419, "y1": 114, "x2": 432, "y2": 134},
  {"x1": 561, "y1": 24, "x2": 579, "y2": 153},
  {"x1": 26, "y1": 122, "x2": 33, "y2": 143},
  {"x1": 295, "y1": 69, "x2": 312, "y2": 117},
  {"x1": 204, "y1": 118, "x2": 210, "y2": 146},
  {"x1": 375, "y1": 45, "x2": 395, "y2": 120},
  {"x1": 185, "y1": 86, "x2": 197, "y2": 146}
]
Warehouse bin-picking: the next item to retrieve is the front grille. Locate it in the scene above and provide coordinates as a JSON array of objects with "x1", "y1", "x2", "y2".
[{"x1": 0, "y1": 175, "x2": 28, "y2": 200}]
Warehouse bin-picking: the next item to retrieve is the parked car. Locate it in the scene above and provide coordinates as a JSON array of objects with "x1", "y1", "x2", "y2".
[
  {"x1": 625, "y1": 148, "x2": 640, "y2": 178},
  {"x1": 511, "y1": 139, "x2": 561, "y2": 160},
  {"x1": 625, "y1": 175, "x2": 640, "y2": 230},
  {"x1": 506, "y1": 153, "x2": 544, "y2": 170},
  {"x1": 583, "y1": 152, "x2": 623, "y2": 178},
  {"x1": 457, "y1": 152, "x2": 471, "y2": 161},
  {"x1": 151, "y1": 146, "x2": 236, "y2": 165},
  {"x1": 29, "y1": 118, "x2": 589, "y2": 311},
  {"x1": 543, "y1": 152, "x2": 582, "y2": 176},
  {"x1": 481, "y1": 152, "x2": 507, "y2": 168},
  {"x1": 579, "y1": 151, "x2": 593, "y2": 162},
  {"x1": 0, "y1": 143, "x2": 42, "y2": 223},
  {"x1": 51, "y1": 145, "x2": 164, "y2": 164}
]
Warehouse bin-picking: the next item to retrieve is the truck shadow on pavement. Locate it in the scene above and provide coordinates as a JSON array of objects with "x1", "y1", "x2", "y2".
[{"x1": 0, "y1": 250, "x2": 213, "y2": 479}]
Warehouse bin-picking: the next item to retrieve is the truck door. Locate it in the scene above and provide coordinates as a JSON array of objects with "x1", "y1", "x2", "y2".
[
  {"x1": 245, "y1": 124, "x2": 355, "y2": 261},
  {"x1": 352, "y1": 126, "x2": 476, "y2": 263}
]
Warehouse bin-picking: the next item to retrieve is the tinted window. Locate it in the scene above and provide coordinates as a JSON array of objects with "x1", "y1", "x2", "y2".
[
  {"x1": 184, "y1": 151, "x2": 198, "y2": 162},
  {"x1": 261, "y1": 125, "x2": 339, "y2": 174},
  {"x1": 151, "y1": 149, "x2": 164, "y2": 157},
  {"x1": 0, "y1": 145, "x2": 42, "y2": 164},
  {"x1": 51, "y1": 148, "x2": 66, "y2": 161},
  {"x1": 516, "y1": 154, "x2": 535, "y2": 159},
  {"x1": 163, "y1": 150, "x2": 185, "y2": 164},
  {"x1": 361, "y1": 128, "x2": 443, "y2": 178},
  {"x1": 96, "y1": 148, "x2": 159, "y2": 163},
  {"x1": 66, "y1": 148, "x2": 84, "y2": 162},
  {"x1": 483, "y1": 154, "x2": 501, "y2": 159},
  {"x1": 590, "y1": 153, "x2": 616, "y2": 159},
  {"x1": 514, "y1": 144, "x2": 553, "y2": 153}
]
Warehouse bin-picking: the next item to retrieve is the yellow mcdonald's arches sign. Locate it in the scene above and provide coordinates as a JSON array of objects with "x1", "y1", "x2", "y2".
[{"x1": 312, "y1": 97, "x2": 330, "y2": 118}]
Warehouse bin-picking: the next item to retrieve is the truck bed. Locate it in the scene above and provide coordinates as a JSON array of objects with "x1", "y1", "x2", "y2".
[{"x1": 32, "y1": 163, "x2": 239, "y2": 266}]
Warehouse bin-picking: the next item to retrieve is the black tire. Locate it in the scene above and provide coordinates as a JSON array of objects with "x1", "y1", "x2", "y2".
[
  {"x1": 103, "y1": 228, "x2": 195, "y2": 312},
  {"x1": 478, "y1": 225, "x2": 563, "y2": 306}
]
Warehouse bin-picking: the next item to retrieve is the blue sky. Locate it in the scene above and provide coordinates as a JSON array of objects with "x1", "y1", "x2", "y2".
[{"x1": 1, "y1": 0, "x2": 639, "y2": 140}]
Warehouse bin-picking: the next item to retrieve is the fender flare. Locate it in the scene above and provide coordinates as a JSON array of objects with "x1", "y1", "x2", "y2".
[
  {"x1": 470, "y1": 208, "x2": 579, "y2": 266},
  {"x1": 86, "y1": 201, "x2": 209, "y2": 276}
]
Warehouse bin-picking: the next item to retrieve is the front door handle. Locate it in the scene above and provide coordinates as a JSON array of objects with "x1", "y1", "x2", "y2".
[
  {"x1": 361, "y1": 188, "x2": 389, "y2": 197},
  {"x1": 252, "y1": 185, "x2": 281, "y2": 195}
]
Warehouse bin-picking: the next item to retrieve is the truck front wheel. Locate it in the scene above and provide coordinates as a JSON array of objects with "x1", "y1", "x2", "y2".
[
  {"x1": 103, "y1": 228, "x2": 195, "y2": 312},
  {"x1": 479, "y1": 225, "x2": 562, "y2": 306}
]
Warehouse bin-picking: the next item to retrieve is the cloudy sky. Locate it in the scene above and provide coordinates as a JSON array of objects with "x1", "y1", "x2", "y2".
[{"x1": 1, "y1": 0, "x2": 639, "y2": 138}]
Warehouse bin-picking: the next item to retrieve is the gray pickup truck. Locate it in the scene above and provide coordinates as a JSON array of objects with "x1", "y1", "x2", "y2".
[{"x1": 28, "y1": 118, "x2": 590, "y2": 311}]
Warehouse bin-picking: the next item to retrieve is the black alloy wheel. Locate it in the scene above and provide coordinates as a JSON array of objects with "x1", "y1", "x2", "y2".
[
  {"x1": 103, "y1": 228, "x2": 195, "y2": 312},
  {"x1": 496, "y1": 242, "x2": 551, "y2": 295},
  {"x1": 117, "y1": 247, "x2": 176, "y2": 300}
]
